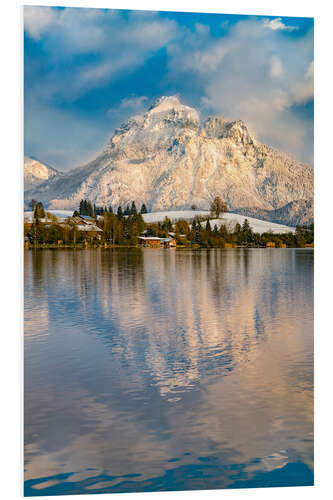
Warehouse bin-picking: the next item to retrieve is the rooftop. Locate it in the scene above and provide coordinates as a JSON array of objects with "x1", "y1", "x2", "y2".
[
  {"x1": 76, "y1": 225, "x2": 102, "y2": 232},
  {"x1": 139, "y1": 236, "x2": 175, "y2": 242}
]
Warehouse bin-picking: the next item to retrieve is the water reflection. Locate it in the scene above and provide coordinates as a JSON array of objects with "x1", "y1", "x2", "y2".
[{"x1": 24, "y1": 248, "x2": 313, "y2": 495}]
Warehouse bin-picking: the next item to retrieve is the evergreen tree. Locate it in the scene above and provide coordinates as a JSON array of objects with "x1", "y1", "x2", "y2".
[
  {"x1": 241, "y1": 219, "x2": 254, "y2": 243},
  {"x1": 195, "y1": 220, "x2": 201, "y2": 242},
  {"x1": 213, "y1": 224, "x2": 218, "y2": 234},
  {"x1": 79, "y1": 200, "x2": 84, "y2": 215},
  {"x1": 162, "y1": 216, "x2": 172, "y2": 232},
  {"x1": 124, "y1": 205, "x2": 130, "y2": 216},
  {"x1": 205, "y1": 219, "x2": 212, "y2": 233},
  {"x1": 34, "y1": 201, "x2": 45, "y2": 219},
  {"x1": 117, "y1": 206, "x2": 123, "y2": 219},
  {"x1": 135, "y1": 213, "x2": 146, "y2": 235},
  {"x1": 73, "y1": 210, "x2": 79, "y2": 217},
  {"x1": 87, "y1": 201, "x2": 94, "y2": 217},
  {"x1": 219, "y1": 224, "x2": 228, "y2": 238},
  {"x1": 122, "y1": 217, "x2": 129, "y2": 239},
  {"x1": 29, "y1": 199, "x2": 37, "y2": 211},
  {"x1": 131, "y1": 201, "x2": 137, "y2": 215},
  {"x1": 242, "y1": 219, "x2": 251, "y2": 233},
  {"x1": 140, "y1": 203, "x2": 148, "y2": 214},
  {"x1": 108, "y1": 205, "x2": 113, "y2": 213}
]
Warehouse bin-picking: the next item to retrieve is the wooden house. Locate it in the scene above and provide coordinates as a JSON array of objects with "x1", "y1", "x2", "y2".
[
  {"x1": 76, "y1": 224, "x2": 103, "y2": 240},
  {"x1": 138, "y1": 236, "x2": 176, "y2": 248}
]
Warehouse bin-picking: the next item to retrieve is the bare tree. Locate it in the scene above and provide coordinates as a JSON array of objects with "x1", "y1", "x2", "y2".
[{"x1": 210, "y1": 196, "x2": 228, "y2": 219}]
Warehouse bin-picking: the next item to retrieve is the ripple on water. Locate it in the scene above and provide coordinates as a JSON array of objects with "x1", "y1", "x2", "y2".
[{"x1": 24, "y1": 248, "x2": 313, "y2": 494}]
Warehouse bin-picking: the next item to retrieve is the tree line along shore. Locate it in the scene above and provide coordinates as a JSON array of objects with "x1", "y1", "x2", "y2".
[{"x1": 24, "y1": 198, "x2": 314, "y2": 249}]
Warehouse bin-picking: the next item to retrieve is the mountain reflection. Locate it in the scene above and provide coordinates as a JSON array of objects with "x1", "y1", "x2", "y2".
[{"x1": 24, "y1": 248, "x2": 313, "y2": 493}]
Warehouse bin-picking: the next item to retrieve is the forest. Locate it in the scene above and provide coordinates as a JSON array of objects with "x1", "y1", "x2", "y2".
[{"x1": 24, "y1": 198, "x2": 314, "y2": 249}]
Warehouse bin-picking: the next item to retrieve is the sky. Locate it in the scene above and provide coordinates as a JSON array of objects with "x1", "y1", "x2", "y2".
[{"x1": 24, "y1": 6, "x2": 314, "y2": 170}]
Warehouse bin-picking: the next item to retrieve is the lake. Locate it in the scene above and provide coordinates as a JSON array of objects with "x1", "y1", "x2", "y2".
[{"x1": 24, "y1": 248, "x2": 314, "y2": 495}]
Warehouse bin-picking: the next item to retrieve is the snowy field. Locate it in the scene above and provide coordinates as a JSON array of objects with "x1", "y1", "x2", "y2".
[
  {"x1": 209, "y1": 214, "x2": 295, "y2": 234},
  {"x1": 142, "y1": 210, "x2": 295, "y2": 234},
  {"x1": 24, "y1": 210, "x2": 73, "y2": 222},
  {"x1": 142, "y1": 210, "x2": 210, "y2": 223},
  {"x1": 24, "y1": 209, "x2": 296, "y2": 234}
]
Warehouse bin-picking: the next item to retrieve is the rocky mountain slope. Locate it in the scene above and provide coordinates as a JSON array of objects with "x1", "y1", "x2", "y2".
[
  {"x1": 24, "y1": 157, "x2": 60, "y2": 191},
  {"x1": 24, "y1": 96, "x2": 313, "y2": 225},
  {"x1": 236, "y1": 199, "x2": 314, "y2": 227}
]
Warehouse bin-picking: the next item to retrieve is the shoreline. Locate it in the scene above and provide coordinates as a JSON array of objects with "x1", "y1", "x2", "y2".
[{"x1": 23, "y1": 244, "x2": 314, "y2": 250}]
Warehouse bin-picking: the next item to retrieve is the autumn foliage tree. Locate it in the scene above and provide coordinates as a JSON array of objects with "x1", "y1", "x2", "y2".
[{"x1": 175, "y1": 219, "x2": 189, "y2": 235}]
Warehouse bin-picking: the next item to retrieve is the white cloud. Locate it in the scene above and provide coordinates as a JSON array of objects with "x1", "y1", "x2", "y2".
[
  {"x1": 270, "y1": 56, "x2": 284, "y2": 79},
  {"x1": 263, "y1": 17, "x2": 299, "y2": 32},
  {"x1": 24, "y1": 9, "x2": 313, "y2": 166},
  {"x1": 107, "y1": 95, "x2": 149, "y2": 119},
  {"x1": 124, "y1": 19, "x2": 178, "y2": 49},
  {"x1": 25, "y1": 7, "x2": 179, "y2": 101},
  {"x1": 79, "y1": 54, "x2": 140, "y2": 86},
  {"x1": 119, "y1": 96, "x2": 149, "y2": 110},
  {"x1": 194, "y1": 23, "x2": 210, "y2": 37},
  {"x1": 291, "y1": 60, "x2": 314, "y2": 105},
  {"x1": 25, "y1": 7, "x2": 116, "y2": 53},
  {"x1": 24, "y1": 7, "x2": 178, "y2": 55},
  {"x1": 167, "y1": 18, "x2": 313, "y2": 164},
  {"x1": 24, "y1": 6, "x2": 59, "y2": 40},
  {"x1": 306, "y1": 60, "x2": 314, "y2": 80}
]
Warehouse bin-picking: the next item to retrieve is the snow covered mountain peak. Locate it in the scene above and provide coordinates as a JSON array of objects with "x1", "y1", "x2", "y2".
[
  {"x1": 109, "y1": 97, "x2": 257, "y2": 156},
  {"x1": 148, "y1": 95, "x2": 197, "y2": 115},
  {"x1": 149, "y1": 95, "x2": 181, "y2": 109},
  {"x1": 107, "y1": 95, "x2": 200, "y2": 154},
  {"x1": 146, "y1": 95, "x2": 200, "y2": 124},
  {"x1": 24, "y1": 96, "x2": 313, "y2": 225}
]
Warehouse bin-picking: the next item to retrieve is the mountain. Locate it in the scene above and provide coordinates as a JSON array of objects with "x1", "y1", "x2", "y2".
[
  {"x1": 24, "y1": 157, "x2": 60, "y2": 191},
  {"x1": 24, "y1": 96, "x2": 313, "y2": 225},
  {"x1": 236, "y1": 199, "x2": 314, "y2": 227}
]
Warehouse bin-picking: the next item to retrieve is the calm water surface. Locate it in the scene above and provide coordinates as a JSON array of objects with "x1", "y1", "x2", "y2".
[{"x1": 24, "y1": 248, "x2": 313, "y2": 495}]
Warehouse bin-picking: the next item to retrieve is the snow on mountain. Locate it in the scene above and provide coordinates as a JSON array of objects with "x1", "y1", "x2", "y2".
[
  {"x1": 24, "y1": 96, "x2": 313, "y2": 226},
  {"x1": 142, "y1": 210, "x2": 295, "y2": 234},
  {"x1": 24, "y1": 157, "x2": 60, "y2": 191},
  {"x1": 236, "y1": 199, "x2": 314, "y2": 227}
]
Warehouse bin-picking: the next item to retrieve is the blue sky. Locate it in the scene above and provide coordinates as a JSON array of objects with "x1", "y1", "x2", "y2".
[{"x1": 24, "y1": 7, "x2": 314, "y2": 170}]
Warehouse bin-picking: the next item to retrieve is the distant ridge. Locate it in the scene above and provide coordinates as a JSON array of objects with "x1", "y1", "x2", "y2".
[
  {"x1": 24, "y1": 157, "x2": 61, "y2": 192},
  {"x1": 27, "y1": 155, "x2": 61, "y2": 173},
  {"x1": 235, "y1": 199, "x2": 314, "y2": 227}
]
